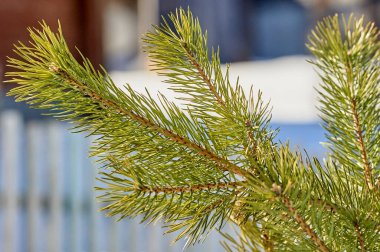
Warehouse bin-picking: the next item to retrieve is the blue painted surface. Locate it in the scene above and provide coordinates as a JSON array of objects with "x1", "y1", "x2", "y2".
[{"x1": 273, "y1": 123, "x2": 327, "y2": 158}]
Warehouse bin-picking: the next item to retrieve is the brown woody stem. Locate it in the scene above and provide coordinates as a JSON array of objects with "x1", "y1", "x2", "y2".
[
  {"x1": 262, "y1": 229, "x2": 274, "y2": 252},
  {"x1": 351, "y1": 97, "x2": 373, "y2": 189},
  {"x1": 138, "y1": 181, "x2": 244, "y2": 194},
  {"x1": 272, "y1": 184, "x2": 330, "y2": 252},
  {"x1": 282, "y1": 195, "x2": 330, "y2": 252},
  {"x1": 182, "y1": 45, "x2": 261, "y2": 175},
  {"x1": 354, "y1": 222, "x2": 366, "y2": 252},
  {"x1": 182, "y1": 44, "x2": 226, "y2": 107}
]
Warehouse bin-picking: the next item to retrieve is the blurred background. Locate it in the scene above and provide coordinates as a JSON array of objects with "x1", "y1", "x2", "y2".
[{"x1": 0, "y1": 0, "x2": 379, "y2": 252}]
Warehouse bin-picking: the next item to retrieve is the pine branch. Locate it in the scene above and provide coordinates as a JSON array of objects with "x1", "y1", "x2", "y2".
[
  {"x1": 281, "y1": 195, "x2": 330, "y2": 252},
  {"x1": 182, "y1": 40, "x2": 269, "y2": 174},
  {"x1": 6, "y1": 21, "x2": 248, "y2": 244},
  {"x1": 143, "y1": 9, "x2": 275, "y2": 172},
  {"x1": 234, "y1": 145, "x2": 338, "y2": 250},
  {"x1": 350, "y1": 96, "x2": 373, "y2": 189},
  {"x1": 182, "y1": 43, "x2": 226, "y2": 107},
  {"x1": 49, "y1": 63, "x2": 245, "y2": 177},
  {"x1": 4, "y1": 9, "x2": 380, "y2": 251},
  {"x1": 272, "y1": 182, "x2": 330, "y2": 252},
  {"x1": 307, "y1": 14, "x2": 380, "y2": 189},
  {"x1": 344, "y1": 39, "x2": 374, "y2": 189}
]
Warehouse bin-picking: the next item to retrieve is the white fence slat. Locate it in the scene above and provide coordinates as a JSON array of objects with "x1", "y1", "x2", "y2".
[
  {"x1": 174, "y1": 233, "x2": 186, "y2": 252},
  {"x1": 68, "y1": 133, "x2": 83, "y2": 252},
  {"x1": 204, "y1": 230, "x2": 219, "y2": 252},
  {"x1": 109, "y1": 218, "x2": 119, "y2": 252},
  {"x1": 165, "y1": 231, "x2": 178, "y2": 252},
  {"x1": 128, "y1": 218, "x2": 140, "y2": 252},
  {"x1": 26, "y1": 121, "x2": 44, "y2": 252},
  {"x1": 148, "y1": 224, "x2": 163, "y2": 252},
  {"x1": 0, "y1": 111, "x2": 23, "y2": 252},
  {"x1": 87, "y1": 136, "x2": 98, "y2": 252},
  {"x1": 88, "y1": 181, "x2": 98, "y2": 252},
  {"x1": 47, "y1": 121, "x2": 64, "y2": 252}
]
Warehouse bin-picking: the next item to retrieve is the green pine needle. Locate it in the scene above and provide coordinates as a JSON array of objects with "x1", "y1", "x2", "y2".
[{"x1": 4, "y1": 9, "x2": 380, "y2": 251}]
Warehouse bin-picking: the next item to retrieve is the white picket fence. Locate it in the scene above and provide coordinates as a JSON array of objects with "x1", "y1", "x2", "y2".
[{"x1": 0, "y1": 110, "x2": 226, "y2": 252}]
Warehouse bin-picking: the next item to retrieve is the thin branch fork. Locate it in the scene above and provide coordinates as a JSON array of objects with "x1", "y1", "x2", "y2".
[{"x1": 49, "y1": 65, "x2": 246, "y2": 177}]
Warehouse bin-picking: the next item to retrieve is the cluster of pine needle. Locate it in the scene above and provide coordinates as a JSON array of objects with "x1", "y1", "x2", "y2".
[{"x1": 5, "y1": 8, "x2": 380, "y2": 251}]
